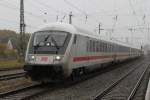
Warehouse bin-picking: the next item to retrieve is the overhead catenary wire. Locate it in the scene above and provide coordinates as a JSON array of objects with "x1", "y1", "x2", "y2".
[
  {"x1": 64, "y1": 0, "x2": 99, "y2": 23},
  {"x1": 0, "y1": 1, "x2": 49, "y2": 20},
  {"x1": 33, "y1": 0, "x2": 67, "y2": 15},
  {"x1": 0, "y1": 0, "x2": 148, "y2": 40},
  {"x1": 24, "y1": 0, "x2": 59, "y2": 17},
  {"x1": 128, "y1": 0, "x2": 141, "y2": 27},
  {"x1": 0, "y1": 18, "x2": 37, "y2": 29}
]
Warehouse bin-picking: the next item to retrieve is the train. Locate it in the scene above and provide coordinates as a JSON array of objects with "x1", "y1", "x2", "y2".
[{"x1": 24, "y1": 22, "x2": 143, "y2": 82}]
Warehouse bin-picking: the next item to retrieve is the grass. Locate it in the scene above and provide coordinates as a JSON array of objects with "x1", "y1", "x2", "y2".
[{"x1": 0, "y1": 59, "x2": 24, "y2": 68}]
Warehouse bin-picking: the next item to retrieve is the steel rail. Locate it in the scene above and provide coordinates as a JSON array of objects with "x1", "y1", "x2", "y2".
[
  {"x1": 127, "y1": 64, "x2": 150, "y2": 100},
  {"x1": 0, "y1": 67, "x2": 22, "y2": 71},
  {"x1": 0, "y1": 72, "x2": 25, "y2": 81},
  {"x1": 20, "y1": 87, "x2": 56, "y2": 100},
  {"x1": 0, "y1": 83, "x2": 57, "y2": 100},
  {"x1": 93, "y1": 60, "x2": 146, "y2": 100},
  {"x1": 22, "y1": 59, "x2": 145, "y2": 100},
  {"x1": 22, "y1": 61, "x2": 140, "y2": 100},
  {"x1": 0, "y1": 83, "x2": 41, "y2": 98}
]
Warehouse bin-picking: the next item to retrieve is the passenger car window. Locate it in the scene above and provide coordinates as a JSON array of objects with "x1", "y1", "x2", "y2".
[{"x1": 73, "y1": 35, "x2": 77, "y2": 44}]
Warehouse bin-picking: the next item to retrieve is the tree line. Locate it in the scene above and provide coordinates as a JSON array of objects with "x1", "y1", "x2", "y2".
[{"x1": 0, "y1": 30, "x2": 30, "y2": 59}]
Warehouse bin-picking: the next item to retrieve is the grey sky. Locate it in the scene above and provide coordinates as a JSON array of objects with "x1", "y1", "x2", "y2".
[{"x1": 0, "y1": 0, "x2": 150, "y2": 47}]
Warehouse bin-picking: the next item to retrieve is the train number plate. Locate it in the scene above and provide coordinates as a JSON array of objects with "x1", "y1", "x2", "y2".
[
  {"x1": 37, "y1": 56, "x2": 53, "y2": 64},
  {"x1": 41, "y1": 56, "x2": 48, "y2": 62}
]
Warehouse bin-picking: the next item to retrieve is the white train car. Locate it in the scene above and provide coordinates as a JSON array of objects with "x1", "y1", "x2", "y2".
[{"x1": 24, "y1": 23, "x2": 142, "y2": 82}]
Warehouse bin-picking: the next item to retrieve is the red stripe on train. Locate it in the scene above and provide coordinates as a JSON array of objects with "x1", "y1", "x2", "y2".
[{"x1": 73, "y1": 55, "x2": 112, "y2": 62}]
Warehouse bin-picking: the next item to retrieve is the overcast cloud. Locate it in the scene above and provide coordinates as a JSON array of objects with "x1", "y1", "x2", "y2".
[{"x1": 0, "y1": 0, "x2": 150, "y2": 47}]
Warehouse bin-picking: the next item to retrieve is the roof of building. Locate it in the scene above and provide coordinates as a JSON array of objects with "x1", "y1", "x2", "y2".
[{"x1": 0, "y1": 38, "x2": 17, "y2": 49}]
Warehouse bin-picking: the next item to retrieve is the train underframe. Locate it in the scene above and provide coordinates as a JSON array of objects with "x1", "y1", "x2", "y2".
[{"x1": 24, "y1": 64, "x2": 64, "y2": 82}]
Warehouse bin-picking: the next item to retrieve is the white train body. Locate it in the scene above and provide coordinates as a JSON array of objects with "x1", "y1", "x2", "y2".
[{"x1": 24, "y1": 23, "x2": 142, "y2": 82}]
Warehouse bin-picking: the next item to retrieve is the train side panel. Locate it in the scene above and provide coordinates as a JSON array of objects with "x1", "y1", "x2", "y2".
[{"x1": 68, "y1": 34, "x2": 115, "y2": 73}]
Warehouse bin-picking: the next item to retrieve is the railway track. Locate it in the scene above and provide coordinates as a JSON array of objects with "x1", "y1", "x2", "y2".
[
  {"x1": 15, "y1": 59, "x2": 145, "y2": 100},
  {"x1": 93, "y1": 59, "x2": 150, "y2": 100},
  {"x1": 0, "y1": 72, "x2": 26, "y2": 81},
  {"x1": 27, "y1": 58, "x2": 146, "y2": 100},
  {"x1": 0, "y1": 83, "x2": 44, "y2": 100},
  {"x1": 0, "y1": 58, "x2": 146, "y2": 100},
  {"x1": 0, "y1": 82, "x2": 59, "y2": 100},
  {"x1": 0, "y1": 67, "x2": 22, "y2": 71}
]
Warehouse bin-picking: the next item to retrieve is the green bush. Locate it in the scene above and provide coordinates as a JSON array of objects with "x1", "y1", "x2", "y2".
[{"x1": 4, "y1": 49, "x2": 17, "y2": 57}]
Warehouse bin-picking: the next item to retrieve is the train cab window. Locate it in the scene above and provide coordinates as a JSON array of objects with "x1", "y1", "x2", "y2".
[
  {"x1": 31, "y1": 31, "x2": 72, "y2": 54},
  {"x1": 73, "y1": 35, "x2": 77, "y2": 44}
]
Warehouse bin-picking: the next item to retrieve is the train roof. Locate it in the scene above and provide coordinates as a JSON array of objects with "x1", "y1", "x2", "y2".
[
  {"x1": 37, "y1": 22, "x2": 140, "y2": 50},
  {"x1": 38, "y1": 22, "x2": 78, "y2": 34},
  {"x1": 37, "y1": 22, "x2": 104, "y2": 39}
]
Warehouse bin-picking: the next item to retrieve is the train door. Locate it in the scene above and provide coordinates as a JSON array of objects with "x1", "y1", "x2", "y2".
[
  {"x1": 71, "y1": 34, "x2": 77, "y2": 68},
  {"x1": 113, "y1": 44, "x2": 117, "y2": 62}
]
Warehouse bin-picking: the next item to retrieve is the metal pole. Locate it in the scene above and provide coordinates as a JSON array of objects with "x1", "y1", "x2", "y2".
[
  {"x1": 98, "y1": 23, "x2": 104, "y2": 35},
  {"x1": 20, "y1": 0, "x2": 25, "y2": 57},
  {"x1": 69, "y1": 12, "x2": 72, "y2": 24},
  {"x1": 99, "y1": 23, "x2": 101, "y2": 34}
]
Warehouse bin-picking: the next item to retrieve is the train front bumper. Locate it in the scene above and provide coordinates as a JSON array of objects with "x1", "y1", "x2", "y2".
[
  {"x1": 23, "y1": 64, "x2": 64, "y2": 81},
  {"x1": 24, "y1": 64, "x2": 62, "y2": 72}
]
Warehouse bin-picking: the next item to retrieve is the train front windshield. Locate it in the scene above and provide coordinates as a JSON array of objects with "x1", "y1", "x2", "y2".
[{"x1": 28, "y1": 31, "x2": 71, "y2": 54}]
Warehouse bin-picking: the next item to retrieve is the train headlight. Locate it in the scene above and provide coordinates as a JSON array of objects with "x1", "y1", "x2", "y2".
[
  {"x1": 31, "y1": 55, "x2": 35, "y2": 59},
  {"x1": 28, "y1": 55, "x2": 36, "y2": 61},
  {"x1": 54, "y1": 56, "x2": 62, "y2": 64},
  {"x1": 55, "y1": 56, "x2": 61, "y2": 60},
  {"x1": 46, "y1": 43, "x2": 50, "y2": 46}
]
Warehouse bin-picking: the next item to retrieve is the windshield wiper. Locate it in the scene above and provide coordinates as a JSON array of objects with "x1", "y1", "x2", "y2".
[
  {"x1": 35, "y1": 35, "x2": 50, "y2": 47},
  {"x1": 51, "y1": 36, "x2": 59, "y2": 51},
  {"x1": 34, "y1": 35, "x2": 59, "y2": 53}
]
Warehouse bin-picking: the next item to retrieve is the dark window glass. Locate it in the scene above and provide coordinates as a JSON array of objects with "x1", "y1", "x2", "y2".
[
  {"x1": 28, "y1": 31, "x2": 71, "y2": 54},
  {"x1": 73, "y1": 35, "x2": 77, "y2": 44}
]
